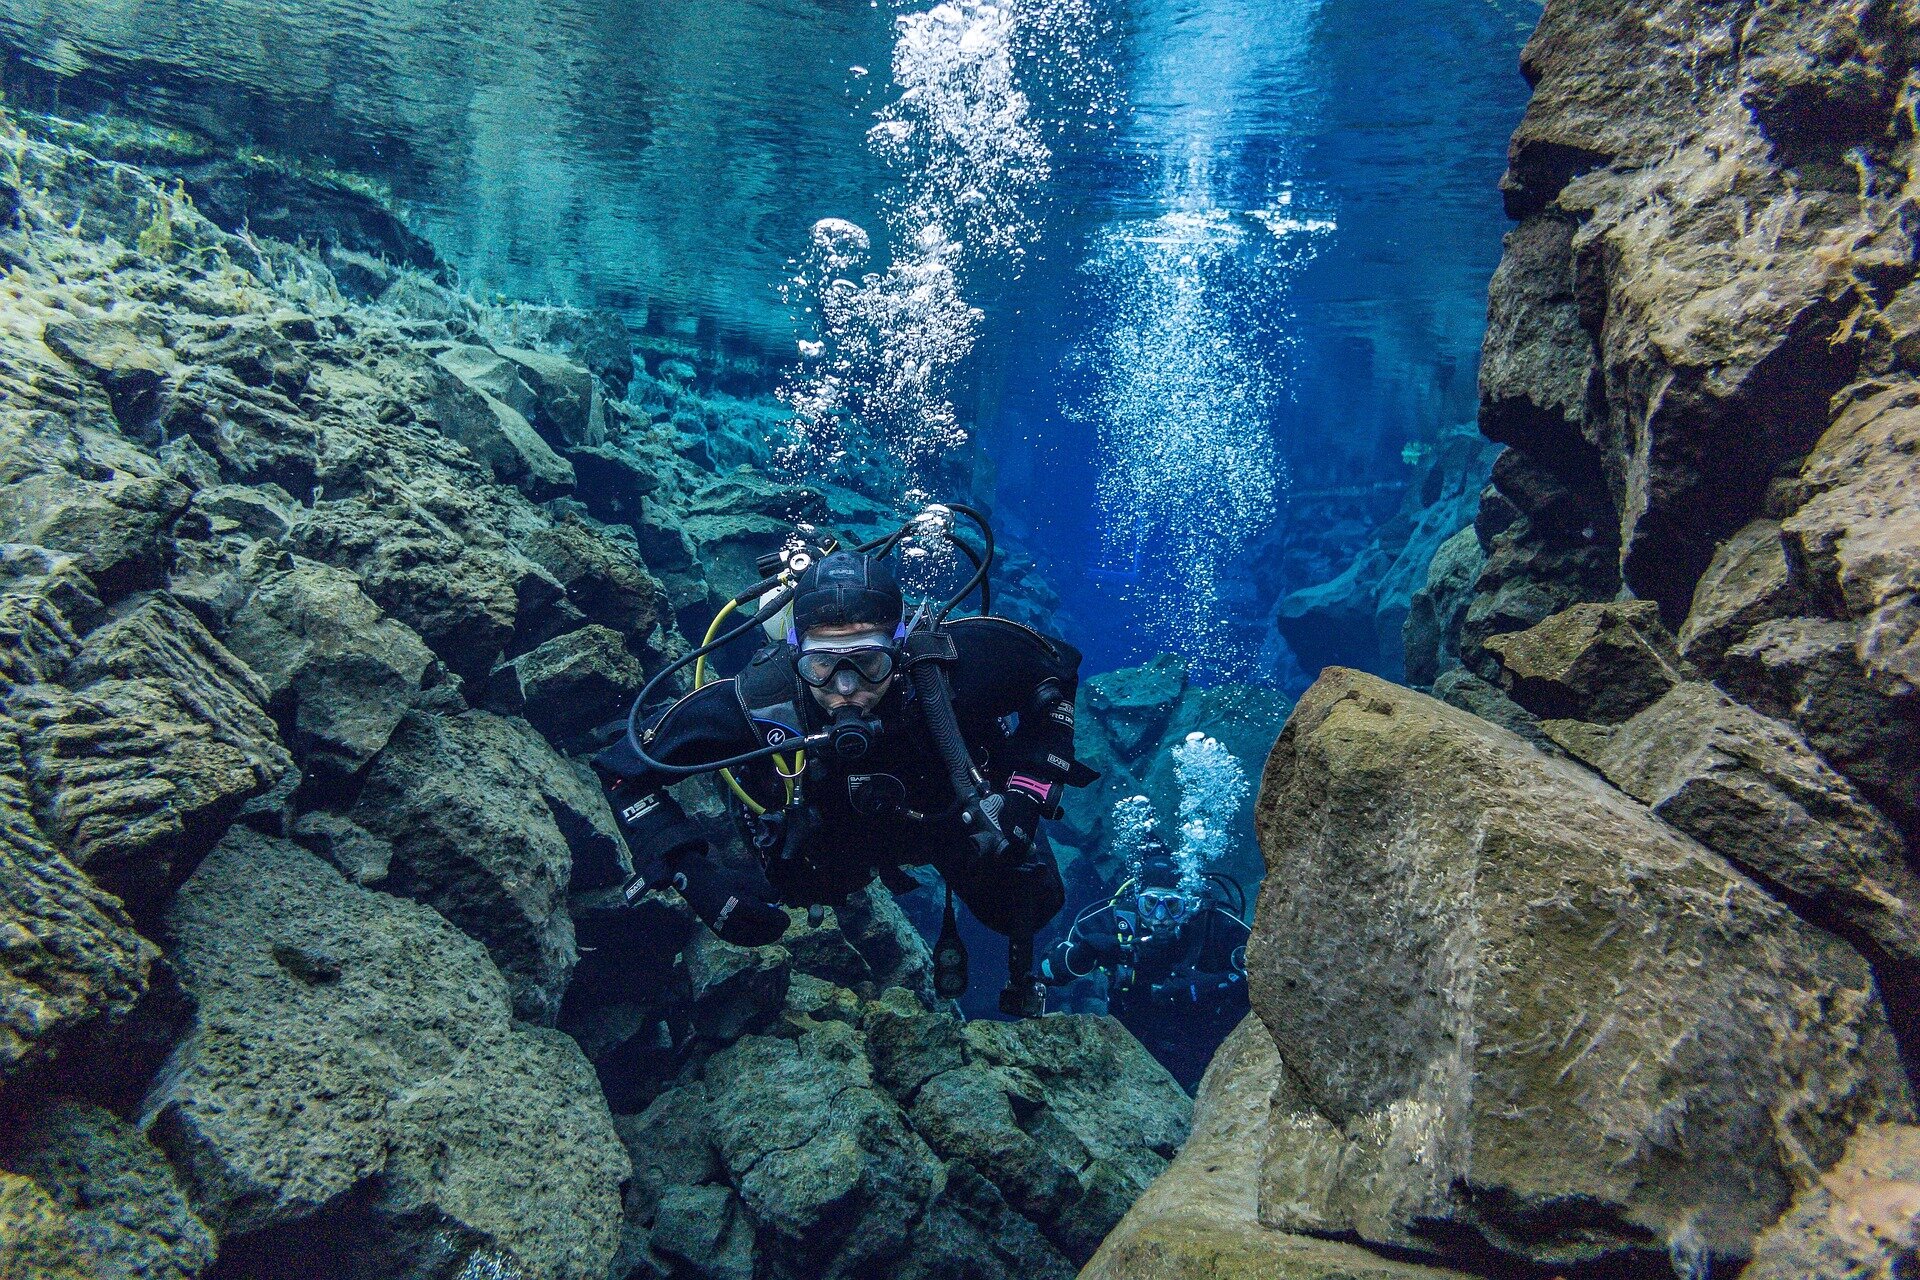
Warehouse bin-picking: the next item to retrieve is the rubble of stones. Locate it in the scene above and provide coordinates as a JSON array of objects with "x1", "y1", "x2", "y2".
[
  {"x1": 1094, "y1": 2, "x2": 1920, "y2": 1278},
  {"x1": 0, "y1": 118, "x2": 1191, "y2": 1280}
]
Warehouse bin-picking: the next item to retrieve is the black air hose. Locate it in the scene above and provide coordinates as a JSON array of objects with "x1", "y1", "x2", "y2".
[{"x1": 910, "y1": 656, "x2": 980, "y2": 810}]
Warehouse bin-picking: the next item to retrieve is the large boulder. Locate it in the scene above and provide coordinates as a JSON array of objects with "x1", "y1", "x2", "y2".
[
  {"x1": 1717, "y1": 614, "x2": 1920, "y2": 835},
  {"x1": 1482, "y1": 599, "x2": 1691, "y2": 723},
  {"x1": 0, "y1": 412, "x2": 191, "y2": 602},
  {"x1": 351, "y1": 709, "x2": 623, "y2": 1023},
  {"x1": 1779, "y1": 379, "x2": 1919, "y2": 705},
  {"x1": 285, "y1": 484, "x2": 541, "y2": 683},
  {"x1": 144, "y1": 828, "x2": 627, "y2": 1280},
  {"x1": 484, "y1": 623, "x2": 644, "y2": 749},
  {"x1": 500, "y1": 345, "x2": 609, "y2": 449},
  {"x1": 605, "y1": 954, "x2": 1189, "y2": 1280},
  {"x1": 1250, "y1": 668, "x2": 1912, "y2": 1271},
  {"x1": 703, "y1": 1025, "x2": 944, "y2": 1278},
  {"x1": 1547, "y1": 681, "x2": 1920, "y2": 988},
  {"x1": 0, "y1": 722, "x2": 158, "y2": 1096},
  {"x1": 1083, "y1": 1016, "x2": 1476, "y2": 1280},
  {"x1": 424, "y1": 347, "x2": 575, "y2": 499}
]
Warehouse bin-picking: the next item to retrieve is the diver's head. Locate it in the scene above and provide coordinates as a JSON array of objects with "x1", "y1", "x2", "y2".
[
  {"x1": 789, "y1": 552, "x2": 904, "y2": 715},
  {"x1": 1132, "y1": 840, "x2": 1192, "y2": 934}
]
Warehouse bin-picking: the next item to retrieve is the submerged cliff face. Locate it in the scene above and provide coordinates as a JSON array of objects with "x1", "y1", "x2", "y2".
[
  {"x1": 0, "y1": 117, "x2": 1188, "y2": 1280},
  {"x1": 1096, "y1": 1, "x2": 1920, "y2": 1276}
]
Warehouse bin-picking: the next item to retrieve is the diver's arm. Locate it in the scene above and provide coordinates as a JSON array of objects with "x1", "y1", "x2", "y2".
[
  {"x1": 1195, "y1": 906, "x2": 1253, "y2": 974},
  {"x1": 591, "y1": 682, "x2": 787, "y2": 945},
  {"x1": 1038, "y1": 905, "x2": 1128, "y2": 985},
  {"x1": 947, "y1": 619, "x2": 1085, "y2": 848}
]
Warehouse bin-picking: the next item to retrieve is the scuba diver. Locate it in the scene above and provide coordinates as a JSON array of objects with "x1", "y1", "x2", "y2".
[
  {"x1": 590, "y1": 505, "x2": 1092, "y2": 1018},
  {"x1": 1039, "y1": 838, "x2": 1252, "y2": 1087}
]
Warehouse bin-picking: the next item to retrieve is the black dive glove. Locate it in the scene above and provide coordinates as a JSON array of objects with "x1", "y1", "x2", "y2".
[
  {"x1": 981, "y1": 788, "x2": 1043, "y2": 862},
  {"x1": 671, "y1": 858, "x2": 788, "y2": 947}
]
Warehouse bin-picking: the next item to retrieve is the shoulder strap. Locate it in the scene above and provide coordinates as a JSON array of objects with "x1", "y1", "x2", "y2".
[{"x1": 734, "y1": 644, "x2": 807, "y2": 748}]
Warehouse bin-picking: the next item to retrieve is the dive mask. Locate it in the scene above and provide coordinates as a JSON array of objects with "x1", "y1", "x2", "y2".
[
  {"x1": 1135, "y1": 888, "x2": 1191, "y2": 926},
  {"x1": 794, "y1": 631, "x2": 899, "y2": 688}
]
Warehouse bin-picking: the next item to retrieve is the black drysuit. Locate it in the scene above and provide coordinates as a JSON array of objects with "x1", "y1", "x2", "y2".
[
  {"x1": 592, "y1": 616, "x2": 1082, "y2": 945},
  {"x1": 1044, "y1": 898, "x2": 1251, "y2": 1088}
]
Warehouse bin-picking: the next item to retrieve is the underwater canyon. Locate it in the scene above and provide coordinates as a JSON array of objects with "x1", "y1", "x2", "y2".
[{"x1": 1, "y1": 0, "x2": 1918, "y2": 1278}]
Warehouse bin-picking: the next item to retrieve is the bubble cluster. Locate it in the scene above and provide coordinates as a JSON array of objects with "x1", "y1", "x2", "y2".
[
  {"x1": 1080, "y1": 188, "x2": 1332, "y2": 677},
  {"x1": 1108, "y1": 793, "x2": 1160, "y2": 886},
  {"x1": 779, "y1": 0, "x2": 1095, "y2": 497},
  {"x1": 1170, "y1": 730, "x2": 1249, "y2": 894}
]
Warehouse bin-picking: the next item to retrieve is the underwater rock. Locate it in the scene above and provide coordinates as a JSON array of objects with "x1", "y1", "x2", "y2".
[
  {"x1": 502, "y1": 514, "x2": 669, "y2": 656},
  {"x1": 1083, "y1": 1015, "x2": 1476, "y2": 1280},
  {"x1": 1456, "y1": 449, "x2": 1620, "y2": 675},
  {"x1": 424, "y1": 348, "x2": 576, "y2": 499},
  {"x1": 610, "y1": 964, "x2": 1188, "y2": 1280},
  {"x1": 1401, "y1": 524, "x2": 1482, "y2": 689},
  {"x1": 1719, "y1": 615, "x2": 1920, "y2": 836},
  {"x1": 0, "y1": 724, "x2": 158, "y2": 1095},
  {"x1": 284, "y1": 488, "x2": 533, "y2": 684},
  {"x1": 146, "y1": 828, "x2": 627, "y2": 1280},
  {"x1": 836, "y1": 882, "x2": 938, "y2": 1006},
  {"x1": 1271, "y1": 429, "x2": 1499, "y2": 683},
  {"x1": 12, "y1": 593, "x2": 291, "y2": 917},
  {"x1": 1482, "y1": 598, "x2": 1691, "y2": 723},
  {"x1": 1501, "y1": 0, "x2": 1901, "y2": 620},
  {"x1": 0, "y1": 412, "x2": 192, "y2": 602},
  {"x1": 1788, "y1": 387, "x2": 1920, "y2": 691},
  {"x1": 1677, "y1": 517, "x2": 1809, "y2": 673},
  {"x1": 351, "y1": 708, "x2": 624, "y2": 1024},
  {"x1": 1743, "y1": 1123, "x2": 1920, "y2": 1280},
  {"x1": 288, "y1": 809, "x2": 394, "y2": 886},
  {"x1": 0, "y1": 1171, "x2": 100, "y2": 1279},
  {"x1": 1251, "y1": 668, "x2": 1911, "y2": 1270},
  {"x1": 705, "y1": 1026, "x2": 943, "y2": 1277},
  {"x1": 489, "y1": 306, "x2": 636, "y2": 396},
  {"x1": 684, "y1": 931, "x2": 791, "y2": 1042},
  {"x1": 1551, "y1": 681, "x2": 1920, "y2": 985},
  {"x1": 485, "y1": 623, "x2": 645, "y2": 749},
  {"x1": 0, "y1": 1097, "x2": 216, "y2": 1280},
  {"x1": 223, "y1": 555, "x2": 435, "y2": 778},
  {"x1": 499, "y1": 345, "x2": 609, "y2": 449}
]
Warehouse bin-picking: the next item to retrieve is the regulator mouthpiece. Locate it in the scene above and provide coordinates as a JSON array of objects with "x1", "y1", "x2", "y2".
[{"x1": 828, "y1": 706, "x2": 879, "y2": 760}]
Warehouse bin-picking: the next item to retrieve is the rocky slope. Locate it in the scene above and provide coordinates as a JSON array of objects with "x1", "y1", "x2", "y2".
[
  {"x1": 1094, "y1": 0, "x2": 1920, "y2": 1276},
  {"x1": 0, "y1": 115, "x2": 1186, "y2": 1279}
]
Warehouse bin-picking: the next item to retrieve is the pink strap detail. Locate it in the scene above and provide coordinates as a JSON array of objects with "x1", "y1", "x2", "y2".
[{"x1": 1007, "y1": 774, "x2": 1054, "y2": 801}]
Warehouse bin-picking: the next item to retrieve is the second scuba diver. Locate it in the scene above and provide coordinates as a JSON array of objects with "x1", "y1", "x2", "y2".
[
  {"x1": 591, "y1": 511, "x2": 1092, "y2": 1017},
  {"x1": 1039, "y1": 836, "x2": 1251, "y2": 1087}
]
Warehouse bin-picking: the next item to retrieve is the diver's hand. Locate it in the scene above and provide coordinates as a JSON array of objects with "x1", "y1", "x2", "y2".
[
  {"x1": 673, "y1": 859, "x2": 788, "y2": 947},
  {"x1": 982, "y1": 789, "x2": 1042, "y2": 861}
]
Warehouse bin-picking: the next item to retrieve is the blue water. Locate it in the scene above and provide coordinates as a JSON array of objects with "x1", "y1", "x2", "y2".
[
  {"x1": 1, "y1": 0, "x2": 1536, "y2": 685},
  {"x1": 983, "y1": 0, "x2": 1540, "y2": 679}
]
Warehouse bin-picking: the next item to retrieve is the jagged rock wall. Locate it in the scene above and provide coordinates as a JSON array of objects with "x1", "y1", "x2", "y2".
[
  {"x1": 1096, "y1": 1, "x2": 1920, "y2": 1276},
  {"x1": 0, "y1": 117, "x2": 1182, "y2": 1280},
  {"x1": 1270, "y1": 428, "x2": 1500, "y2": 686}
]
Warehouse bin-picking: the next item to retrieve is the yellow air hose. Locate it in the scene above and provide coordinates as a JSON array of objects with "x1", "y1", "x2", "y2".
[{"x1": 695, "y1": 594, "x2": 800, "y2": 815}]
